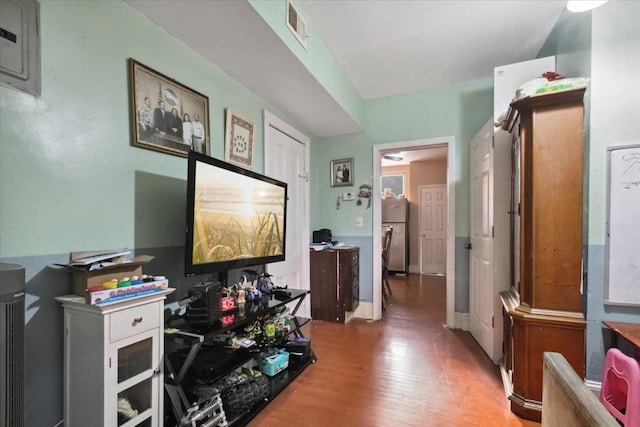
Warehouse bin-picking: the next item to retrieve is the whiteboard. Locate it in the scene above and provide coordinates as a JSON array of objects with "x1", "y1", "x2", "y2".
[{"x1": 605, "y1": 144, "x2": 640, "y2": 306}]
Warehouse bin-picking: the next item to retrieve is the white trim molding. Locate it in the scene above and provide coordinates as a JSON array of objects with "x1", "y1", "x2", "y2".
[
  {"x1": 352, "y1": 301, "x2": 373, "y2": 320},
  {"x1": 372, "y1": 136, "x2": 456, "y2": 326},
  {"x1": 455, "y1": 312, "x2": 470, "y2": 331}
]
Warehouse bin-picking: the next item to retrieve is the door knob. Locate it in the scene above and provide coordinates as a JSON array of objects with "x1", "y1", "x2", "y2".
[{"x1": 465, "y1": 243, "x2": 472, "y2": 250}]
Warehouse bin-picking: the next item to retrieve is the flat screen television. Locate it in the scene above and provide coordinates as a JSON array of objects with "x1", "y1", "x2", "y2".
[{"x1": 185, "y1": 151, "x2": 287, "y2": 277}]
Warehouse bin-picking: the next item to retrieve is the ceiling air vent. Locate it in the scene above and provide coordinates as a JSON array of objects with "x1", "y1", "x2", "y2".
[{"x1": 287, "y1": 1, "x2": 307, "y2": 49}]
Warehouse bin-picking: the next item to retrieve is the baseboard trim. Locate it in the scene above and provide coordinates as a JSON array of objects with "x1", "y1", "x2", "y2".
[
  {"x1": 455, "y1": 312, "x2": 469, "y2": 330},
  {"x1": 499, "y1": 361, "x2": 513, "y2": 398},
  {"x1": 584, "y1": 379, "x2": 602, "y2": 397},
  {"x1": 353, "y1": 301, "x2": 373, "y2": 320}
]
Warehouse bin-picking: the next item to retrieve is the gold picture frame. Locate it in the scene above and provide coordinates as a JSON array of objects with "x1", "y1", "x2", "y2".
[
  {"x1": 224, "y1": 109, "x2": 254, "y2": 168},
  {"x1": 128, "y1": 58, "x2": 210, "y2": 157}
]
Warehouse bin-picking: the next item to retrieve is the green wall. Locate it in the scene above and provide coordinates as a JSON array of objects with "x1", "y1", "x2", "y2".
[
  {"x1": 0, "y1": 2, "x2": 312, "y2": 425},
  {"x1": 3, "y1": 3, "x2": 636, "y2": 424},
  {"x1": 0, "y1": 1, "x2": 311, "y2": 258},
  {"x1": 585, "y1": 0, "x2": 640, "y2": 381},
  {"x1": 588, "y1": 1, "x2": 640, "y2": 245},
  {"x1": 312, "y1": 79, "x2": 493, "y2": 236}
]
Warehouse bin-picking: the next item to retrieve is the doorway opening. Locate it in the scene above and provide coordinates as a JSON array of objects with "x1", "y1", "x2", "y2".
[{"x1": 372, "y1": 137, "x2": 455, "y2": 326}]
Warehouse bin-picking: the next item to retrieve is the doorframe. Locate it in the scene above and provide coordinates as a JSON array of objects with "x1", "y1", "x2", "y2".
[
  {"x1": 418, "y1": 184, "x2": 448, "y2": 275},
  {"x1": 263, "y1": 110, "x2": 311, "y2": 299},
  {"x1": 372, "y1": 136, "x2": 456, "y2": 327}
]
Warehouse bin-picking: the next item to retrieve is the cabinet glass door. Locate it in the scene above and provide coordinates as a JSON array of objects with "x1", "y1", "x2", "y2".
[
  {"x1": 118, "y1": 337, "x2": 152, "y2": 382},
  {"x1": 111, "y1": 329, "x2": 160, "y2": 426},
  {"x1": 117, "y1": 378, "x2": 152, "y2": 426}
]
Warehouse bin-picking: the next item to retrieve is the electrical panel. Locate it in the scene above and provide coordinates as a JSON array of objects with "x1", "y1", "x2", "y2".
[{"x1": 0, "y1": 0, "x2": 40, "y2": 97}]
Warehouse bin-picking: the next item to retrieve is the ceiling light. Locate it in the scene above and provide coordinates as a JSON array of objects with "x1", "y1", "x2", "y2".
[
  {"x1": 383, "y1": 153, "x2": 403, "y2": 161},
  {"x1": 567, "y1": 0, "x2": 608, "y2": 12}
]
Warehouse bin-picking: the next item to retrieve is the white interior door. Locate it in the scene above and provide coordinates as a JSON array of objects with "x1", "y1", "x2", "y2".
[
  {"x1": 419, "y1": 184, "x2": 447, "y2": 274},
  {"x1": 264, "y1": 111, "x2": 310, "y2": 317},
  {"x1": 469, "y1": 120, "x2": 494, "y2": 359}
]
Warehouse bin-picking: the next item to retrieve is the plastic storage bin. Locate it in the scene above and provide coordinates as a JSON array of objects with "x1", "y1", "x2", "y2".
[{"x1": 259, "y1": 349, "x2": 289, "y2": 376}]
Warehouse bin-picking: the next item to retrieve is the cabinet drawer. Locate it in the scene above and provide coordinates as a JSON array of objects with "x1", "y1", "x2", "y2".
[{"x1": 110, "y1": 302, "x2": 160, "y2": 341}]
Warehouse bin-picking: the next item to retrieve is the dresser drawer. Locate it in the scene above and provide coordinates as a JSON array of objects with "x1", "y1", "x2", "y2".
[{"x1": 110, "y1": 302, "x2": 160, "y2": 341}]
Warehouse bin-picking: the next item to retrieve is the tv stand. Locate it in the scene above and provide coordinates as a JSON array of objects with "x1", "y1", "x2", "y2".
[{"x1": 164, "y1": 289, "x2": 315, "y2": 426}]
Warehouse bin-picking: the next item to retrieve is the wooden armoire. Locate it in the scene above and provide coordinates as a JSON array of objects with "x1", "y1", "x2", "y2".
[{"x1": 499, "y1": 87, "x2": 587, "y2": 422}]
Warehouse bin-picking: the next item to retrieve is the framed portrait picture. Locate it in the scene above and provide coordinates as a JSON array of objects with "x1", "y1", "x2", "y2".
[
  {"x1": 331, "y1": 158, "x2": 354, "y2": 187},
  {"x1": 224, "y1": 109, "x2": 254, "y2": 168},
  {"x1": 128, "y1": 58, "x2": 210, "y2": 157}
]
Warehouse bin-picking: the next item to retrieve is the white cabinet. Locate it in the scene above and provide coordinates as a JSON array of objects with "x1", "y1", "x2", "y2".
[{"x1": 57, "y1": 291, "x2": 173, "y2": 426}]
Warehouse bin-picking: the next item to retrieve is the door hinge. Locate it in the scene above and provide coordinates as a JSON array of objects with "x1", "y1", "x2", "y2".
[
  {"x1": 492, "y1": 226, "x2": 495, "y2": 238},
  {"x1": 492, "y1": 135, "x2": 495, "y2": 148},
  {"x1": 517, "y1": 202, "x2": 521, "y2": 216},
  {"x1": 492, "y1": 316, "x2": 494, "y2": 328},
  {"x1": 109, "y1": 357, "x2": 111, "y2": 368}
]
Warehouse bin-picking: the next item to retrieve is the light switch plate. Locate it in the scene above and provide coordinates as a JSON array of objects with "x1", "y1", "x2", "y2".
[{"x1": 342, "y1": 192, "x2": 355, "y2": 201}]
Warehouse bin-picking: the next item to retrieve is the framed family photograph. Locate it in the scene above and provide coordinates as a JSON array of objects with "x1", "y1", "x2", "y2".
[
  {"x1": 128, "y1": 58, "x2": 210, "y2": 157},
  {"x1": 224, "y1": 109, "x2": 255, "y2": 168},
  {"x1": 331, "y1": 158, "x2": 353, "y2": 187}
]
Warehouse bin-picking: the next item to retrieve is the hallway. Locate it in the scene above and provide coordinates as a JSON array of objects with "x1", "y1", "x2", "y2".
[{"x1": 250, "y1": 274, "x2": 540, "y2": 426}]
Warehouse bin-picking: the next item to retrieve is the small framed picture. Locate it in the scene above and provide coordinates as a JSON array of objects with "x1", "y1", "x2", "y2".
[
  {"x1": 128, "y1": 58, "x2": 210, "y2": 157},
  {"x1": 225, "y1": 109, "x2": 254, "y2": 168},
  {"x1": 331, "y1": 158, "x2": 354, "y2": 187}
]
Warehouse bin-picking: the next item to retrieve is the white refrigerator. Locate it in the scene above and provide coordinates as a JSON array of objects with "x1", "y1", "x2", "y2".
[{"x1": 381, "y1": 198, "x2": 408, "y2": 273}]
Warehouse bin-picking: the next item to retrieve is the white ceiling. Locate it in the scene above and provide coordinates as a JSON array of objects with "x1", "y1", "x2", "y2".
[
  {"x1": 125, "y1": 0, "x2": 567, "y2": 137},
  {"x1": 297, "y1": 0, "x2": 567, "y2": 100}
]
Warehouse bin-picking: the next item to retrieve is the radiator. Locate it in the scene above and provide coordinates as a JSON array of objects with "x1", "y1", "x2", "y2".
[{"x1": 0, "y1": 263, "x2": 25, "y2": 427}]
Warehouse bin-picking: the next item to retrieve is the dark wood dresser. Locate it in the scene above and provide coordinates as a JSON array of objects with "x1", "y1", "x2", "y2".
[{"x1": 309, "y1": 247, "x2": 359, "y2": 323}]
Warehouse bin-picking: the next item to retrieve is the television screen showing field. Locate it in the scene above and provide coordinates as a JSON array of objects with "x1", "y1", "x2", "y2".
[{"x1": 192, "y1": 161, "x2": 285, "y2": 265}]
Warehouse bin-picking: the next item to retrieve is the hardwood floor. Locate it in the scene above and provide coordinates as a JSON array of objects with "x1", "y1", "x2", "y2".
[{"x1": 249, "y1": 274, "x2": 540, "y2": 426}]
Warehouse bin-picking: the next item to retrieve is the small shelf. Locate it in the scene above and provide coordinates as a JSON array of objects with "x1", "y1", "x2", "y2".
[
  {"x1": 164, "y1": 288, "x2": 315, "y2": 426},
  {"x1": 167, "y1": 289, "x2": 309, "y2": 341},
  {"x1": 168, "y1": 319, "x2": 312, "y2": 386},
  {"x1": 168, "y1": 345, "x2": 256, "y2": 385},
  {"x1": 225, "y1": 356, "x2": 314, "y2": 426}
]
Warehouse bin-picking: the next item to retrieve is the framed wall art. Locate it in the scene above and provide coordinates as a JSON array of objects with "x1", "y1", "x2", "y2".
[
  {"x1": 224, "y1": 109, "x2": 254, "y2": 168},
  {"x1": 331, "y1": 158, "x2": 353, "y2": 187},
  {"x1": 128, "y1": 58, "x2": 210, "y2": 157}
]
